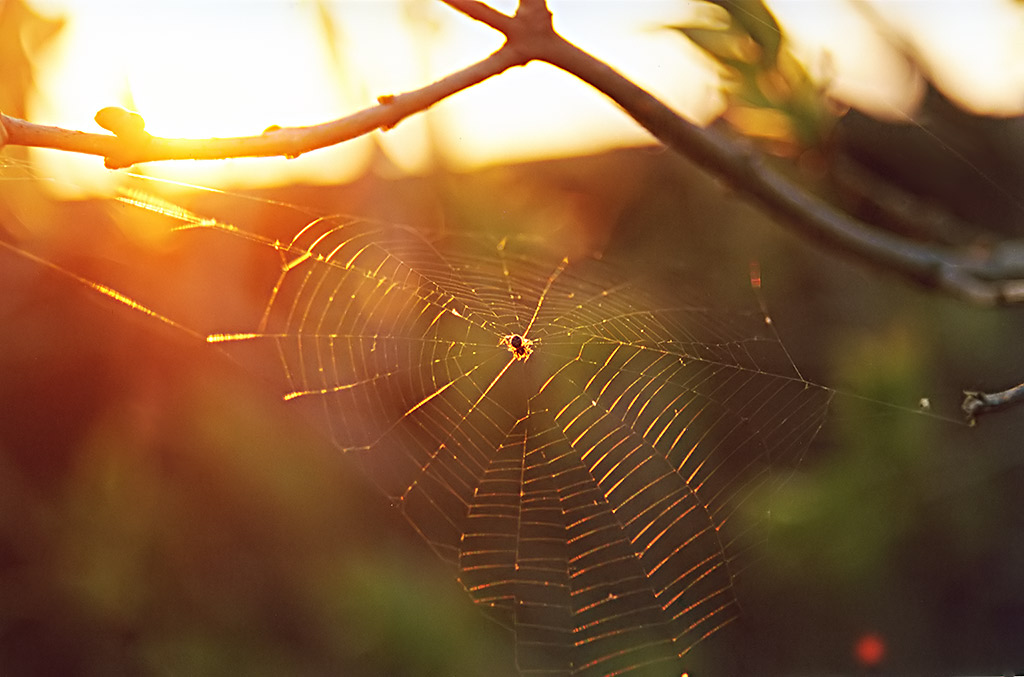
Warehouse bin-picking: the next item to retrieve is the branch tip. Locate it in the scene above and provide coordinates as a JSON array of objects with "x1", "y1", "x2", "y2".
[{"x1": 962, "y1": 382, "x2": 1024, "y2": 423}]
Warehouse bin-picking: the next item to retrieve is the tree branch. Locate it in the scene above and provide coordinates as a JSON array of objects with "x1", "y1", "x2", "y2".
[
  {"x1": 1, "y1": 44, "x2": 526, "y2": 169},
  {"x1": 437, "y1": 0, "x2": 514, "y2": 33},
  {"x1": 524, "y1": 27, "x2": 1024, "y2": 306},
  {"x1": 5, "y1": 0, "x2": 1024, "y2": 309},
  {"x1": 830, "y1": 154, "x2": 984, "y2": 247},
  {"x1": 963, "y1": 383, "x2": 1024, "y2": 424}
]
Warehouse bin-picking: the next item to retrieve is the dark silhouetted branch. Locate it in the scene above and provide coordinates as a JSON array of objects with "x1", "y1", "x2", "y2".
[
  {"x1": 963, "y1": 383, "x2": 1024, "y2": 424},
  {"x1": 523, "y1": 26, "x2": 1024, "y2": 306},
  {"x1": 829, "y1": 155, "x2": 984, "y2": 247},
  {"x1": 438, "y1": 0, "x2": 514, "y2": 33}
]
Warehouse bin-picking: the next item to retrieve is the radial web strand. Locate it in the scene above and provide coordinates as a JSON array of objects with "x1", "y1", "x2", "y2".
[{"x1": 201, "y1": 211, "x2": 834, "y2": 675}]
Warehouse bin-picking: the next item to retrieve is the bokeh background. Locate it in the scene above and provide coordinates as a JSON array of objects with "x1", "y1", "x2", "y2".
[{"x1": 3, "y1": 1, "x2": 1024, "y2": 675}]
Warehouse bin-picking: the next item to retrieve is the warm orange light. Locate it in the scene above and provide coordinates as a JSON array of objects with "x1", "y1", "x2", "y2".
[
  {"x1": 764, "y1": 0, "x2": 1024, "y2": 118},
  {"x1": 24, "y1": 1, "x2": 719, "y2": 197},
  {"x1": 763, "y1": 0, "x2": 924, "y2": 120},
  {"x1": 27, "y1": 1, "x2": 372, "y2": 196},
  {"x1": 23, "y1": 0, "x2": 1024, "y2": 199},
  {"x1": 863, "y1": 0, "x2": 1024, "y2": 116}
]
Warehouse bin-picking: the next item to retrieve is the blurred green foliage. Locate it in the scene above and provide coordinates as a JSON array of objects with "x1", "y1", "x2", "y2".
[
  {"x1": 673, "y1": 0, "x2": 836, "y2": 154},
  {"x1": 0, "y1": 304, "x2": 514, "y2": 675},
  {"x1": 4, "y1": 145, "x2": 1024, "y2": 675},
  {"x1": 3, "y1": 2, "x2": 1024, "y2": 676}
]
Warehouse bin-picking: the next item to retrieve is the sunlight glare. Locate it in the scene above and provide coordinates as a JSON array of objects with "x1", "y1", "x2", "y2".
[
  {"x1": 764, "y1": 0, "x2": 924, "y2": 120},
  {"x1": 25, "y1": 1, "x2": 721, "y2": 196},
  {"x1": 22, "y1": 0, "x2": 1024, "y2": 198},
  {"x1": 28, "y1": 0, "x2": 371, "y2": 197},
  {"x1": 432, "y1": 0, "x2": 724, "y2": 169},
  {"x1": 867, "y1": 0, "x2": 1024, "y2": 116},
  {"x1": 766, "y1": 0, "x2": 1024, "y2": 118}
]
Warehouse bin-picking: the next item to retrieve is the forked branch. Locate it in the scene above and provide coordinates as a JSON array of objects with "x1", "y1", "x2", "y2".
[{"x1": 3, "y1": 0, "x2": 1024, "y2": 309}]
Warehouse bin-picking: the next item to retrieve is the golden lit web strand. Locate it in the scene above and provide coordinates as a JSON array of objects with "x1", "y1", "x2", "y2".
[
  {"x1": 524, "y1": 253, "x2": 568, "y2": 339},
  {"x1": 0, "y1": 172, "x2": 843, "y2": 673},
  {"x1": 54, "y1": 178, "x2": 841, "y2": 674},
  {"x1": 268, "y1": 215, "x2": 507, "y2": 337},
  {"x1": 1, "y1": 161, "x2": 959, "y2": 675},
  {"x1": 117, "y1": 190, "x2": 504, "y2": 347},
  {"x1": 0, "y1": 239, "x2": 203, "y2": 341},
  {"x1": 116, "y1": 188, "x2": 222, "y2": 230},
  {"x1": 222, "y1": 217, "x2": 835, "y2": 675},
  {"x1": 240, "y1": 219, "x2": 523, "y2": 468},
  {"x1": 495, "y1": 236, "x2": 528, "y2": 330}
]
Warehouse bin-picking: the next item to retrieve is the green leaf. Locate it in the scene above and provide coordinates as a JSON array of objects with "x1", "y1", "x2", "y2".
[
  {"x1": 713, "y1": 0, "x2": 782, "y2": 66},
  {"x1": 675, "y1": 25, "x2": 761, "y2": 68}
]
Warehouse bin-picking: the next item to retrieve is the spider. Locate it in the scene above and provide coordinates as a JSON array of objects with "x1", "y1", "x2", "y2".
[{"x1": 499, "y1": 333, "x2": 534, "y2": 361}]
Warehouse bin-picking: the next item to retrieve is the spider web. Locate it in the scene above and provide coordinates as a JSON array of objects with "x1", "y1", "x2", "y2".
[
  {"x1": 2, "y1": 151, "x2": 974, "y2": 673},
  {"x1": 186, "y1": 208, "x2": 835, "y2": 675}
]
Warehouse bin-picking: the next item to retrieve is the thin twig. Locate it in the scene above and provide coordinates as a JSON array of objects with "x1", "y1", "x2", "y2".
[
  {"x1": 437, "y1": 0, "x2": 514, "y2": 33},
  {"x1": 1, "y1": 44, "x2": 526, "y2": 169},
  {"x1": 962, "y1": 383, "x2": 1024, "y2": 423}
]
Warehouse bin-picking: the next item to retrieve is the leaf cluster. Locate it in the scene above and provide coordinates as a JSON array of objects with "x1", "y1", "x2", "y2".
[{"x1": 673, "y1": 0, "x2": 837, "y2": 154}]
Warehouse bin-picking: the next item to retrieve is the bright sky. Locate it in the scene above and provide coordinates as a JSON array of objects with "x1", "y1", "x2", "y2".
[
  {"x1": 766, "y1": 0, "x2": 1024, "y2": 117},
  {"x1": 23, "y1": 0, "x2": 1024, "y2": 198}
]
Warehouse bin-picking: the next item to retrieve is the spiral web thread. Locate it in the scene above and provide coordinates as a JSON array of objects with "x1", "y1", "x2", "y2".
[
  {"x1": 199, "y1": 210, "x2": 834, "y2": 675},
  {"x1": 0, "y1": 153, "x2": 834, "y2": 673}
]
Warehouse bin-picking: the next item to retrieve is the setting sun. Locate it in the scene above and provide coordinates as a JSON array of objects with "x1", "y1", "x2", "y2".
[
  {"x1": 21, "y1": 0, "x2": 1024, "y2": 198},
  {"x1": 4, "y1": 3, "x2": 1024, "y2": 676},
  {"x1": 28, "y1": 1, "x2": 371, "y2": 194},
  {"x1": 21, "y1": 1, "x2": 727, "y2": 197}
]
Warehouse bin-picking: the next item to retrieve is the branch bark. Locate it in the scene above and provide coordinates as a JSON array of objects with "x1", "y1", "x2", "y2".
[
  {"x1": 4, "y1": 0, "x2": 1024, "y2": 308},
  {"x1": 963, "y1": 383, "x2": 1024, "y2": 424},
  {"x1": 526, "y1": 31, "x2": 1024, "y2": 306},
  {"x1": 1, "y1": 44, "x2": 526, "y2": 169},
  {"x1": 438, "y1": 0, "x2": 514, "y2": 33}
]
